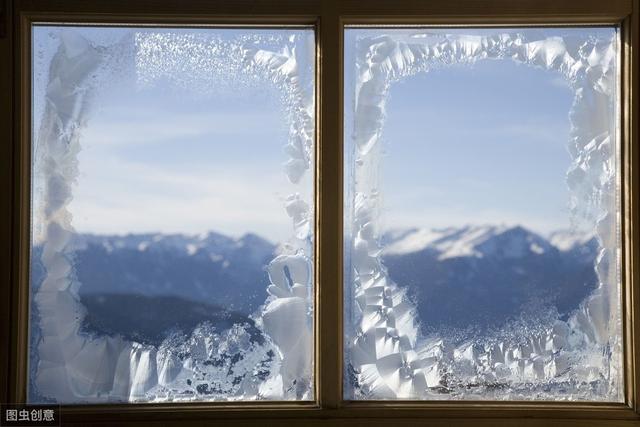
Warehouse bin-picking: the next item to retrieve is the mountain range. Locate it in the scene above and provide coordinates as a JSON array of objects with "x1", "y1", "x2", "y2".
[
  {"x1": 381, "y1": 225, "x2": 598, "y2": 333},
  {"x1": 31, "y1": 225, "x2": 598, "y2": 344},
  {"x1": 70, "y1": 231, "x2": 276, "y2": 315}
]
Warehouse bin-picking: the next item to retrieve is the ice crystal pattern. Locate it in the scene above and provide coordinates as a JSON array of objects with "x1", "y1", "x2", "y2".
[
  {"x1": 345, "y1": 30, "x2": 621, "y2": 400},
  {"x1": 30, "y1": 29, "x2": 314, "y2": 403}
]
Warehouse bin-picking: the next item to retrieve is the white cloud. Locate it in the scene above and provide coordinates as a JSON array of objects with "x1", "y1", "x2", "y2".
[
  {"x1": 81, "y1": 106, "x2": 285, "y2": 147},
  {"x1": 66, "y1": 97, "x2": 312, "y2": 242},
  {"x1": 68, "y1": 154, "x2": 307, "y2": 242}
]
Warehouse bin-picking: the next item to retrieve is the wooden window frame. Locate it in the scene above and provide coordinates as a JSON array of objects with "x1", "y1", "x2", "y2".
[{"x1": 1, "y1": 0, "x2": 638, "y2": 425}]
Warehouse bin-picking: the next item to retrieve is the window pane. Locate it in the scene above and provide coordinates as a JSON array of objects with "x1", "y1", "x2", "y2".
[
  {"x1": 344, "y1": 27, "x2": 621, "y2": 401},
  {"x1": 30, "y1": 26, "x2": 315, "y2": 403}
]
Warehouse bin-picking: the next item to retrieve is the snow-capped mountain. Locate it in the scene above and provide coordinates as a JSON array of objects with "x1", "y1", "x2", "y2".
[
  {"x1": 31, "y1": 225, "x2": 598, "y2": 344},
  {"x1": 383, "y1": 225, "x2": 595, "y2": 259},
  {"x1": 71, "y1": 231, "x2": 275, "y2": 266},
  {"x1": 383, "y1": 225, "x2": 558, "y2": 260},
  {"x1": 48, "y1": 231, "x2": 277, "y2": 315},
  {"x1": 380, "y1": 225, "x2": 598, "y2": 333},
  {"x1": 29, "y1": 231, "x2": 278, "y2": 346}
]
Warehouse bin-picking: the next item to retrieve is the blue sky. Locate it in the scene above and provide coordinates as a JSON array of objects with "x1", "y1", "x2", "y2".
[
  {"x1": 71, "y1": 75, "x2": 298, "y2": 242},
  {"x1": 34, "y1": 27, "x2": 616, "y2": 243},
  {"x1": 345, "y1": 27, "x2": 617, "y2": 237},
  {"x1": 33, "y1": 27, "x2": 314, "y2": 243},
  {"x1": 380, "y1": 59, "x2": 574, "y2": 234}
]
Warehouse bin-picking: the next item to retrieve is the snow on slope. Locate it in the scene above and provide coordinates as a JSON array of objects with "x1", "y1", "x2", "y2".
[{"x1": 382, "y1": 225, "x2": 575, "y2": 260}]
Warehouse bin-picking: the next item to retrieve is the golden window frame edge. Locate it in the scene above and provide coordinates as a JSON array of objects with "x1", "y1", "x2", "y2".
[{"x1": 2, "y1": 0, "x2": 638, "y2": 424}]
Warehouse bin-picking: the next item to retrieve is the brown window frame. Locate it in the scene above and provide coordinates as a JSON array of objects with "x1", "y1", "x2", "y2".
[{"x1": 1, "y1": 0, "x2": 638, "y2": 425}]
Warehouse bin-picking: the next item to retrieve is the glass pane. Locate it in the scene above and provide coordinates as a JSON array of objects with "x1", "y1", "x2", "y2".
[
  {"x1": 344, "y1": 27, "x2": 621, "y2": 401},
  {"x1": 30, "y1": 26, "x2": 315, "y2": 403}
]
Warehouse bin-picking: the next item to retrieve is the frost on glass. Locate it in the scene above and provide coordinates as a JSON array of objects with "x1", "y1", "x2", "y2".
[
  {"x1": 29, "y1": 27, "x2": 314, "y2": 403},
  {"x1": 344, "y1": 28, "x2": 621, "y2": 400}
]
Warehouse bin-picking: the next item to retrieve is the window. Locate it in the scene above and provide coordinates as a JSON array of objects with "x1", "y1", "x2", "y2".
[
  {"x1": 343, "y1": 27, "x2": 623, "y2": 401},
  {"x1": 29, "y1": 26, "x2": 315, "y2": 404},
  {"x1": 1, "y1": 0, "x2": 638, "y2": 425}
]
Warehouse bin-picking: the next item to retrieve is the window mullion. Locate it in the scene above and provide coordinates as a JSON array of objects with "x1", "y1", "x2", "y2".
[{"x1": 316, "y1": 0, "x2": 343, "y2": 410}]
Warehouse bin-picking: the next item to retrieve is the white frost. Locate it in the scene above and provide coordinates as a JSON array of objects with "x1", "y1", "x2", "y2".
[
  {"x1": 30, "y1": 29, "x2": 314, "y2": 403},
  {"x1": 345, "y1": 29, "x2": 621, "y2": 401}
]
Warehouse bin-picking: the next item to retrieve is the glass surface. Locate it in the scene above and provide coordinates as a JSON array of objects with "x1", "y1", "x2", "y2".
[
  {"x1": 344, "y1": 27, "x2": 622, "y2": 401},
  {"x1": 29, "y1": 26, "x2": 315, "y2": 403}
]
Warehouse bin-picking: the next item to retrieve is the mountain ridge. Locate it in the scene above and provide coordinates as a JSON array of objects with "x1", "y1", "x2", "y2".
[
  {"x1": 31, "y1": 225, "x2": 598, "y2": 342},
  {"x1": 382, "y1": 224, "x2": 596, "y2": 259},
  {"x1": 380, "y1": 225, "x2": 598, "y2": 334}
]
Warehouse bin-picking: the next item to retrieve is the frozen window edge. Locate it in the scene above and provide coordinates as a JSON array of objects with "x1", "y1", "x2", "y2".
[
  {"x1": 30, "y1": 28, "x2": 315, "y2": 403},
  {"x1": 345, "y1": 29, "x2": 622, "y2": 401}
]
